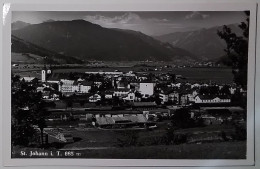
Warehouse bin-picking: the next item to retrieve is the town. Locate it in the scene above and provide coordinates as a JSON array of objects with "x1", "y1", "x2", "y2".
[{"x1": 11, "y1": 63, "x2": 247, "y2": 158}]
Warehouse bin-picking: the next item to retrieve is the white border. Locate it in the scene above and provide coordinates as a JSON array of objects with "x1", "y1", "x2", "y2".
[{"x1": 1, "y1": 0, "x2": 257, "y2": 167}]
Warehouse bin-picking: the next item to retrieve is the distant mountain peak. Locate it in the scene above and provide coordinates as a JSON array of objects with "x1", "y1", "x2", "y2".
[
  {"x1": 12, "y1": 21, "x2": 31, "y2": 30},
  {"x1": 154, "y1": 24, "x2": 242, "y2": 61}
]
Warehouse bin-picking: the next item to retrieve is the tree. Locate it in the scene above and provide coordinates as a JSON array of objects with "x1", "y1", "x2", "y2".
[
  {"x1": 220, "y1": 85, "x2": 231, "y2": 95},
  {"x1": 52, "y1": 83, "x2": 59, "y2": 91},
  {"x1": 171, "y1": 108, "x2": 194, "y2": 129},
  {"x1": 167, "y1": 73, "x2": 176, "y2": 83},
  {"x1": 217, "y1": 11, "x2": 249, "y2": 89},
  {"x1": 32, "y1": 101, "x2": 50, "y2": 146},
  {"x1": 112, "y1": 96, "x2": 121, "y2": 106},
  {"x1": 11, "y1": 76, "x2": 50, "y2": 146},
  {"x1": 154, "y1": 94, "x2": 161, "y2": 105}
]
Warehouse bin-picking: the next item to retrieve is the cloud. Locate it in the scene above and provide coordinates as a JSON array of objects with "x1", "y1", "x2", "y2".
[
  {"x1": 185, "y1": 11, "x2": 209, "y2": 20},
  {"x1": 84, "y1": 12, "x2": 171, "y2": 26},
  {"x1": 147, "y1": 18, "x2": 169, "y2": 22},
  {"x1": 83, "y1": 12, "x2": 181, "y2": 36},
  {"x1": 84, "y1": 12, "x2": 143, "y2": 25}
]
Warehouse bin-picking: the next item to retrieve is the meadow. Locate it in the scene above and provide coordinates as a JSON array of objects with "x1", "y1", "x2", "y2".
[{"x1": 12, "y1": 62, "x2": 233, "y2": 84}]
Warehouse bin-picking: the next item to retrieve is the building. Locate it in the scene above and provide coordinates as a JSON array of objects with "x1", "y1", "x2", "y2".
[
  {"x1": 41, "y1": 70, "x2": 46, "y2": 82},
  {"x1": 96, "y1": 114, "x2": 148, "y2": 129},
  {"x1": 89, "y1": 94, "x2": 101, "y2": 103},
  {"x1": 41, "y1": 67, "x2": 52, "y2": 82},
  {"x1": 117, "y1": 81, "x2": 129, "y2": 89},
  {"x1": 159, "y1": 93, "x2": 169, "y2": 103},
  {"x1": 112, "y1": 88, "x2": 131, "y2": 98},
  {"x1": 42, "y1": 91, "x2": 50, "y2": 100},
  {"x1": 20, "y1": 77, "x2": 36, "y2": 82},
  {"x1": 94, "y1": 81, "x2": 102, "y2": 88},
  {"x1": 85, "y1": 71, "x2": 123, "y2": 76},
  {"x1": 194, "y1": 95, "x2": 231, "y2": 104},
  {"x1": 168, "y1": 91, "x2": 179, "y2": 104},
  {"x1": 59, "y1": 79, "x2": 79, "y2": 93},
  {"x1": 78, "y1": 81, "x2": 92, "y2": 93},
  {"x1": 131, "y1": 102, "x2": 157, "y2": 111},
  {"x1": 139, "y1": 82, "x2": 155, "y2": 98},
  {"x1": 59, "y1": 79, "x2": 92, "y2": 94},
  {"x1": 104, "y1": 91, "x2": 113, "y2": 99},
  {"x1": 123, "y1": 92, "x2": 135, "y2": 102}
]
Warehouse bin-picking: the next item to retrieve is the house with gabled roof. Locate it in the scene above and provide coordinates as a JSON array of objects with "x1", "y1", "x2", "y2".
[
  {"x1": 122, "y1": 91, "x2": 135, "y2": 102},
  {"x1": 20, "y1": 77, "x2": 36, "y2": 82}
]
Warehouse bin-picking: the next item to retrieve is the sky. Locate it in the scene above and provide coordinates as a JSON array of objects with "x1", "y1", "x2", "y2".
[{"x1": 12, "y1": 11, "x2": 247, "y2": 36}]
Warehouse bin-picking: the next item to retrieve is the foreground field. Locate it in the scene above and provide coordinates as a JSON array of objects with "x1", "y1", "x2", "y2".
[
  {"x1": 71, "y1": 141, "x2": 246, "y2": 159},
  {"x1": 12, "y1": 124, "x2": 246, "y2": 159},
  {"x1": 12, "y1": 141, "x2": 246, "y2": 159}
]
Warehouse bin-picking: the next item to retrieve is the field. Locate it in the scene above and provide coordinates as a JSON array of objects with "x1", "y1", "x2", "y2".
[
  {"x1": 12, "y1": 62, "x2": 233, "y2": 84},
  {"x1": 12, "y1": 141, "x2": 246, "y2": 159},
  {"x1": 11, "y1": 52, "x2": 45, "y2": 64},
  {"x1": 69, "y1": 141, "x2": 246, "y2": 159},
  {"x1": 13, "y1": 122, "x2": 245, "y2": 159}
]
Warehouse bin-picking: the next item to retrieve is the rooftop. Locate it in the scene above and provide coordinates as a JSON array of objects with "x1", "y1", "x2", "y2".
[
  {"x1": 131, "y1": 102, "x2": 157, "y2": 107},
  {"x1": 196, "y1": 94, "x2": 231, "y2": 100}
]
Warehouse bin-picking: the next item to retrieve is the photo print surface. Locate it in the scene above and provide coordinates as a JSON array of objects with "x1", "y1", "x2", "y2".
[{"x1": 11, "y1": 11, "x2": 250, "y2": 159}]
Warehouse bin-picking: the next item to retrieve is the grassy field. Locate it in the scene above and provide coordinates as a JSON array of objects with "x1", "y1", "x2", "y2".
[
  {"x1": 11, "y1": 123, "x2": 246, "y2": 159},
  {"x1": 11, "y1": 52, "x2": 45, "y2": 64},
  {"x1": 12, "y1": 141, "x2": 246, "y2": 159},
  {"x1": 75, "y1": 141, "x2": 246, "y2": 159},
  {"x1": 48, "y1": 124, "x2": 235, "y2": 148}
]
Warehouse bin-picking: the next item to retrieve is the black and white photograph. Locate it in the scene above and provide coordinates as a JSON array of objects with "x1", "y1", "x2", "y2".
[{"x1": 4, "y1": 1, "x2": 257, "y2": 166}]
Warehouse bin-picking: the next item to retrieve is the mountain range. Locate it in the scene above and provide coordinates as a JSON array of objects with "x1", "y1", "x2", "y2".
[
  {"x1": 11, "y1": 20, "x2": 195, "y2": 63},
  {"x1": 11, "y1": 20, "x2": 242, "y2": 64},
  {"x1": 154, "y1": 24, "x2": 242, "y2": 61}
]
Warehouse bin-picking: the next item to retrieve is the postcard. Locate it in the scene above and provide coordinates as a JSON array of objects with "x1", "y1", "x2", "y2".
[{"x1": 1, "y1": 0, "x2": 257, "y2": 167}]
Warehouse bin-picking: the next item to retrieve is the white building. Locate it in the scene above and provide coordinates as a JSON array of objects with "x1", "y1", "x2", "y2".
[
  {"x1": 41, "y1": 70, "x2": 46, "y2": 82},
  {"x1": 20, "y1": 77, "x2": 36, "y2": 82},
  {"x1": 89, "y1": 94, "x2": 101, "y2": 103},
  {"x1": 159, "y1": 93, "x2": 169, "y2": 103},
  {"x1": 85, "y1": 71, "x2": 123, "y2": 76},
  {"x1": 112, "y1": 88, "x2": 130, "y2": 98},
  {"x1": 59, "y1": 80, "x2": 92, "y2": 93},
  {"x1": 41, "y1": 68, "x2": 52, "y2": 82},
  {"x1": 194, "y1": 95, "x2": 231, "y2": 104},
  {"x1": 139, "y1": 82, "x2": 155, "y2": 98},
  {"x1": 123, "y1": 92, "x2": 135, "y2": 102},
  {"x1": 59, "y1": 79, "x2": 77, "y2": 93},
  {"x1": 94, "y1": 81, "x2": 102, "y2": 88},
  {"x1": 105, "y1": 91, "x2": 113, "y2": 99}
]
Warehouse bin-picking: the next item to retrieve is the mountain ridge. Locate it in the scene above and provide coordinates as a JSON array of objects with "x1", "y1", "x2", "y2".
[
  {"x1": 12, "y1": 20, "x2": 197, "y2": 63},
  {"x1": 11, "y1": 35, "x2": 83, "y2": 64},
  {"x1": 154, "y1": 24, "x2": 242, "y2": 61},
  {"x1": 12, "y1": 21, "x2": 31, "y2": 30}
]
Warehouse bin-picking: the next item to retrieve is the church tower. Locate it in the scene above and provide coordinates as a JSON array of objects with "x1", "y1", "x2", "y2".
[
  {"x1": 41, "y1": 65, "x2": 47, "y2": 82},
  {"x1": 41, "y1": 69, "x2": 46, "y2": 82}
]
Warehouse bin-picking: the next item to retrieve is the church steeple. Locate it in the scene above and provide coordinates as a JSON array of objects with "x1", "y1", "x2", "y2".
[{"x1": 41, "y1": 64, "x2": 50, "y2": 82}]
